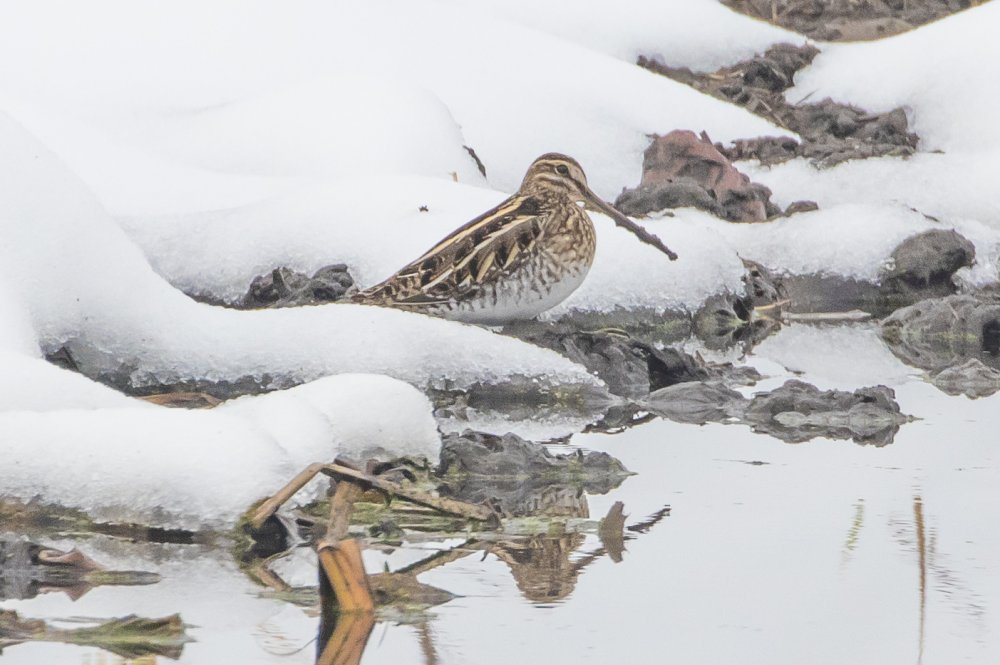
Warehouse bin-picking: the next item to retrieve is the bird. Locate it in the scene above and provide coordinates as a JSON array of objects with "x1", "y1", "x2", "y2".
[{"x1": 352, "y1": 153, "x2": 677, "y2": 324}]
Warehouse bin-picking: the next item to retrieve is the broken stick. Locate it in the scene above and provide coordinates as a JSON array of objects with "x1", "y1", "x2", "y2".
[{"x1": 319, "y1": 463, "x2": 494, "y2": 521}]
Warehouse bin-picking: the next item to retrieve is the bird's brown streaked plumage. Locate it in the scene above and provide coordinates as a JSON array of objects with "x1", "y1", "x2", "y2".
[{"x1": 353, "y1": 153, "x2": 677, "y2": 324}]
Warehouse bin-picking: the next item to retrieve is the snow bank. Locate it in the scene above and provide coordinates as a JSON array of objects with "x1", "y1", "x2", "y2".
[
  {"x1": 128, "y1": 192, "x2": 997, "y2": 320},
  {"x1": 4, "y1": 0, "x2": 991, "y2": 316},
  {"x1": 219, "y1": 374, "x2": 440, "y2": 463},
  {"x1": 0, "y1": 354, "x2": 136, "y2": 411},
  {"x1": 794, "y1": 3, "x2": 1000, "y2": 155},
  {"x1": 746, "y1": 3, "x2": 1000, "y2": 228},
  {"x1": 120, "y1": 177, "x2": 745, "y2": 314},
  {"x1": 0, "y1": 373, "x2": 439, "y2": 530},
  {"x1": 0, "y1": 112, "x2": 599, "y2": 392},
  {"x1": 0, "y1": 97, "x2": 288, "y2": 217},
  {"x1": 743, "y1": 154, "x2": 1000, "y2": 230},
  {"x1": 0, "y1": 110, "x2": 599, "y2": 529},
  {"x1": 0, "y1": 0, "x2": 787, "y2": 216},
  {"x1": 0, "y1": 281, "x2": 38, "y2": 356},
  {"x1": 465, "y1": 0, "x2": 802, "y2": 70},
  {"x1": 557, "y1": 211, "x2": 746, "y2": 314},
  {"x1": 125, "y1": 75, "x2": 485, "y2": 184}
]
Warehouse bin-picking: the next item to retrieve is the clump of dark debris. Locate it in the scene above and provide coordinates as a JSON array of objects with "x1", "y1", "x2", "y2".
[
  {"x1": 644, "y1": 379, "x2": 911, "y2": 446},
  {"x1": 880, "y1": 294, "x2": 1000, "y2": 372},
  {"x1": 436, "y1": 430, "x2": 631, "y2": 516},
  {"x1": 930, "y1": 359, "x2": 1000, "y2": 399},
  {"x1": 238, "y1": 264, "x2": 356, "y2": 308},
  {"x1": 880, "y1": 229, "x2": 975, "y2": 298},
  {"x1": 721, "y1": 0, "x2": 981, "y2": 42},
  {"x1": 506, "y1": 322, "x2": 762, "y2": 399},
  {"x1": 693, "y1": 258, "x2": 788, "y2": 349},
  {"x1": 638, "y1": 43, "x2": 918, "y2": 167},
  {"x1": 742, "y1": 380, "x2": 910, "y2": 445}
]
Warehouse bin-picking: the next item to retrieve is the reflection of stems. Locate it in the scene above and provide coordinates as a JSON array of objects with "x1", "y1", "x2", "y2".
[
  {"x1": 315, "y1": 610, "x2": 375, "y2": 665},
  {"x1": 915, "y1": 496, "x2": 926, "y2": 665},
  {"x1": 394, "y1": 539, "x2": 481, "y2": 577},
  {"x1": 842, "y1": 500, "x2": 865, "y2": 559},
  {"x1": 418, "y1": 622, "x2": 439, "y2": 665},
  {"x1": 572, "y1": 504, "x2": 672, "y2": 574},
  {"x1": 625, "y1": 506, "x2": 671, "y2": 534}
]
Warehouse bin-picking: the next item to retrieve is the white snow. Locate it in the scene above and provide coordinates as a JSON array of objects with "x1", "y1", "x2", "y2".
[
  {"x1": 464, "y1": 0, "x2": 802, "y2": 70},
  {"x1": 746, "y1": 3, "x2": 1000, "y2": 231},
  {"x1": 0, "y1": 112, "x2": 599, "y2": 392},
  {"x1": 794, "y1": 4, "x2": 1000, "y2": 156},
  {"x1": 0, "y1": 373, "x2": 439, "y2": 530},
  {"x1": 119, "y1": 178, "x2": 746, "y2": 314},
  {"x1": 0, "y1": 281, "x2": 38, "y2": 357},
  {"x1": 0, "y1": 0, "x2": 786, "y2": 213},
  {"x1": 0, "y1": 354, "x2": 136, "y2": 411},
  {"x1": 708, "y1": 204, "x2": 997, "y2": 284}
]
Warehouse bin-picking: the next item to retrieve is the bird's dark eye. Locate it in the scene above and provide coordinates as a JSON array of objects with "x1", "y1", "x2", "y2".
[{"x1": 556, "y1": 164, "x2": 570, "y2": 176}]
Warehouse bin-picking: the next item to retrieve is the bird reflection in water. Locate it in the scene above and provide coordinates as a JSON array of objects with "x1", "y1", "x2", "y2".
[{"x1": 313, "y1": 502, "x2": 670, "y2": 664}]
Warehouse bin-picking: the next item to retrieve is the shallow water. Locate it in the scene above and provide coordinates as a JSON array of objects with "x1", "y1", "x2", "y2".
[{"x1": 3, "y1": 322, "x2": 999, "y2": 664}]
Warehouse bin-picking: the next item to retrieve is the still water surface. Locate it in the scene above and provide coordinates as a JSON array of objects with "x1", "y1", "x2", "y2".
[{"x1": 3, "y1": 323, "x2": 998, "y2": 664}]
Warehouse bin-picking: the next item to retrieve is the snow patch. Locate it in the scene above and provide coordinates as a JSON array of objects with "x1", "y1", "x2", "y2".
[
  {"x1": 0, "y1": 373, "x2": 439, "y2": 530},
  {"x1": 0, "y1": 112, "x2": 599, "y2": 392}
]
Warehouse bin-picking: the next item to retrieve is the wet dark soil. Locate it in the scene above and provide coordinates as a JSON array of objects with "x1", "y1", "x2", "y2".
[
  {"x1": 239, "y1": 264, "x2": 356, "y2": 308},
  {"x1": 645, "y1": 378, "x2": 910, "y2": 445},
  {"x1": 880, "y1": 294, "x2": 1000, "y2": 372},
  {"x1": 638, "y1": 43, "x2": 918, "y2": 167},
  {"x1": 881, "y1": 229, "x2": 976, "y2": 297},
  {"x1": 436, "y1": 430, "x2": 631, "y2": 516},
  {"x1": 929, "y1": 359, "x2": 1000, "y2": 398},
  {"x1": 721, "y1": 0, "x2": 985, "y2": 41},
  {"x1": 505, "y1": 326, "x2": 712, "y2": 398}
]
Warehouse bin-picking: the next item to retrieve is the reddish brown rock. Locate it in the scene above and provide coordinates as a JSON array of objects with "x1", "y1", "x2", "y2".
[{"x1": 615, "y1": 130, "x2": 780, "y2": 222}]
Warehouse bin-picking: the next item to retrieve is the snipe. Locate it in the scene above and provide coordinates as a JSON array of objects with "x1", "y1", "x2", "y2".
[{"x1": 353, "y1": 153, "x2": 677, "y2": 324}]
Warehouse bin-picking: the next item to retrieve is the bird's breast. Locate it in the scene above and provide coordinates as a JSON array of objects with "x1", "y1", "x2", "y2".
[{"x1": 440, "y1": 232, "x2": 595, "y2": 324}]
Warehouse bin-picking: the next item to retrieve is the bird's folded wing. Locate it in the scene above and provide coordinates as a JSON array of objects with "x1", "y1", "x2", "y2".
[{"x1": 355, "y1": 195, "x2": 546, "y2": 306}]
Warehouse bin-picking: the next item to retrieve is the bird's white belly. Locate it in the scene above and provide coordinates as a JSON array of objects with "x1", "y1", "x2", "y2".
[{"x1": 444, "y1": 264, "x2": 590, "y2": 325}]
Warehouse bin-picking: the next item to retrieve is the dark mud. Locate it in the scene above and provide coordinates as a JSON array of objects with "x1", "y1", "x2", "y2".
[
  {"x1": 506, "y1": 326, "x2": 700, "y2": 398},
  {"x1": 504, "y1": 318, "x2": 765, "y2": 399},
  {"x1": 642, "y1": 381, "x2": 747, "y2": 425},
  {"x1": 239, "y1": 264, "x2": 356, "y2": 308},
  {"x1": 881, "y1": 229, "x2": 976, "y2": 298},
  {"x1": 742, "y1": 380, "x2": 909, "y2": 445},
  {"x1": 0, "y1": 610, "x2": 190, "y2": 660},
  {"x1": 645, "y1": 378, "x2": 911, "y2": 445},
  {"x1": 639, "y1": 43, "x2": 918, "y2": 167},
  {"x1": 774, "y1": 228, "x2": 976, "y2": 316},
  {"x1": 693, "y1": 259, "x2": 787, "y2": 350},
  {"x1": 436, "y1": 430, "x2": 630, "y2": 516},
  {"x1": 721, "y1": 0, "x2": 983, "y2": 41},
  {"x1": 880, "y1": 294, "x2": 1000, "y2": 394},
  {"x1": 929, "y1": 359, "x2": 1000, "y2": 398}
]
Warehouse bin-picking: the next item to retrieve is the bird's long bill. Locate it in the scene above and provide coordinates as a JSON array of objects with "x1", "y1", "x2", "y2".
[{"x1": 584, "y1": 189, "x2": 678, "y2": 261}]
